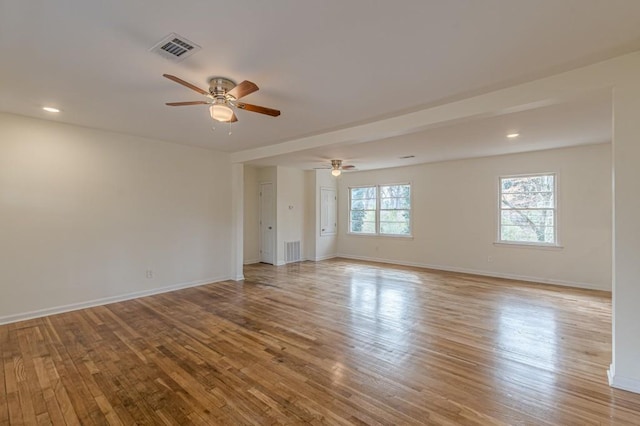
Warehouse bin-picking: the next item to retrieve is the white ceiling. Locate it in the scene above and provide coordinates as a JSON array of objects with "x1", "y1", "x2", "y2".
[{"x1": 1, "y1": 1, "x2": 638, "y2": 166}]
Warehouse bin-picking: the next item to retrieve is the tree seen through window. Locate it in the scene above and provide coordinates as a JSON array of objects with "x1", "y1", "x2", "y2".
[{"x1": 500, "y1": 174, "x2": 555, "y2": 244}]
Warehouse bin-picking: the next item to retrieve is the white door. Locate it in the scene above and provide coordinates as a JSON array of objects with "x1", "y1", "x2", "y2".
[
  {"x1": 320, "y1": 188, "x2": 337, "y2": 236},
  {"x1": 260, "y1": 182, "x2": 275, "y2": 264}
]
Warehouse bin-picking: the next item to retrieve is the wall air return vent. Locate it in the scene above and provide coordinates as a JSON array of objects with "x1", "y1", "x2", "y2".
[
  {"x1": 149, "y1": 33, "x2": 201, "y2": 62},
  {"x1": 285, "y1": 241, "x2": 301, "y2": 264}
]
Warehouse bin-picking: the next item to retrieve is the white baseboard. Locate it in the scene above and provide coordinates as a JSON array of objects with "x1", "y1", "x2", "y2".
[
  {"x1": 0, "y1": 275, "x2": 230, "y2": 326},
  {"x1": 243, "y1": 258, "x2": 260, "y2": 265},
  {"x1": 608, "y1": 366, "x2": 640, "y2": 394},
  {"x1": 313, "y1": 254, "x2": 337, "y2": 262},
  {"x1": 335, "y1": 253, "x2": 608, "y2": 291},
  {"x1": 263, "y1": 256, "x2": 330, "y2": 266}
]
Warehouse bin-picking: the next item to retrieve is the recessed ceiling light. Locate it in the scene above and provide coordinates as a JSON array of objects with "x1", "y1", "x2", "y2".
[
  {"x1": 507, "y1": 133, "x2": 520, "y2": 139},
  {"x1": 43, "y1": 106, "x2": 60, "y2": 113}
]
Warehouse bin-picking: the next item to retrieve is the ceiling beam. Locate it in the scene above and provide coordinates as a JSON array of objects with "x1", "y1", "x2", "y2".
[{"x1": 230, "y1": 51, "x2": 640, "y2": 164}]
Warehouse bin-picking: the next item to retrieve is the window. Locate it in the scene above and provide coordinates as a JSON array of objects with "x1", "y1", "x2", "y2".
[
  {"x1": 350, "y1": 184, "x2": 411, "y2": 236},
  {"x1": 379, "y1": 184, "x2": 411, "y2": 235},
  {"x1": 349, "y1": 186, "x2": 377, "y2": 234},
  {"x1": 499, "y1": 174, "x2": 556, "y2": 245}
]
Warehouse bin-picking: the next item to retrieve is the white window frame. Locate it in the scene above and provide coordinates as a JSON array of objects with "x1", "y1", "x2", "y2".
[
  {"x1": 348, "y1": 183, "x2": 412, "y2": 237},
  {"x1": 497, "y1": 172, "x2": 559, "y2": 247}
]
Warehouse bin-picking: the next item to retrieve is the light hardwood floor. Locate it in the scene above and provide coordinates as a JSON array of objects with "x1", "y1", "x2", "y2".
[{"x1": 2, "y1": 259, "x2": 640, "y2": 425}]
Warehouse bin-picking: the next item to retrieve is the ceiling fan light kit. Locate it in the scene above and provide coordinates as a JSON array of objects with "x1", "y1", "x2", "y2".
[
  {"x1": 210, "y1": 104, "x2": 234, "y2": 122},
  {"x1": 162, "y1": 74, "x2": 280, "y2": 124},
  {"x1": 331, "y1": 159, "x2": 342, "y2": 177}
]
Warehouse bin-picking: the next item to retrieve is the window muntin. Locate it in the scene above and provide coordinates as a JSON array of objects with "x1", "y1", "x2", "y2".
[
  {"x1": 499, "y1": 174, "x2": 556, "y2": 244},
  {"x1": 349, "y1": 184, "x2": 411, "y2": 236}
]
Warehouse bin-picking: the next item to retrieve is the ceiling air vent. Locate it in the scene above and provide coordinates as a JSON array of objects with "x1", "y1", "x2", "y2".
[{"x1": 149, "y1": 33, "x2": 201, "y2": 62}]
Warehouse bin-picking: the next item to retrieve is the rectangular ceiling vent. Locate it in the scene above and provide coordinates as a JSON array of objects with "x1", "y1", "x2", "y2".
[{"x1": 149, "y1": 33, "x2": 201, "y2": 62}]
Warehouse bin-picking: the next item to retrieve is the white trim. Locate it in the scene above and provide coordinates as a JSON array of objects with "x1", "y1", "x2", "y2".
[
  {"x1": 335, "y1": 253, "x2": 609, "y2": 291},
  {"x1": 0, "y1": 275, "x2": 230, "y2": 325},
  {"x1": 493, "y1": 242, "x2": 564, "y2": 250},
  {"x1": 313, "y1": 254, "x2": 338, "y2": 262},
  {"x1": 608, "y1": 368, "x2": 640, "y2": 394},
  {"x1": 243, "y1": 258, "x2": 261, "y2": 265},
  {"x1": 346, "y1": 233, "x2": 414, "y2": 240}
]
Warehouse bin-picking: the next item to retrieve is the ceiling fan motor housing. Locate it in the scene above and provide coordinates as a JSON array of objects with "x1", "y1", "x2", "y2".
[{"x1": 209, "y1": 77, "x2": 236, "y2": 99}]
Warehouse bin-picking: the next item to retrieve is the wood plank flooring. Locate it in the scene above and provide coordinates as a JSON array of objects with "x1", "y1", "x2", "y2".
[{"x1": 2, "y1": 258, "x2": 640, "y2": 425}]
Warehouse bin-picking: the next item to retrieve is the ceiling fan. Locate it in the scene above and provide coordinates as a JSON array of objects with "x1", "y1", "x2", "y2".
[
  {"x1": 315, "y1": 159, "x2": 356, "y2": 176},
  {"x1": 162, "y1": 74, "x2": 280, "y2": 123}
]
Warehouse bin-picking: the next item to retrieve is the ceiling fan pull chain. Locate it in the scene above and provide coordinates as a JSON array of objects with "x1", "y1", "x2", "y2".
[{"x1": 228, "y1": 121, "x2": 232, "y2": 135}]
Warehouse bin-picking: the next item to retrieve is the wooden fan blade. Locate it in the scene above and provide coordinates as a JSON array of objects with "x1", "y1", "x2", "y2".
[
  {"x1": 228, "y1": 80, "x2": 259, "y2": 100},
  {"x1": 163, "y1": 74, "x2": 208, "y2": 96},
  {"x1": 236, "y1": 102, "x2": 281, "y2": 117},
  {"x1": 165, "y1": 101, "x2": 209, "y2": 106},
  {"x1": 341, "y1": 165, "x2": 356, "y2": 170}
]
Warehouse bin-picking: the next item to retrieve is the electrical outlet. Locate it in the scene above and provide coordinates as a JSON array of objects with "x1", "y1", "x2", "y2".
[{"x1": 146, "y1": 269, "x2": 153, "y2": 279}]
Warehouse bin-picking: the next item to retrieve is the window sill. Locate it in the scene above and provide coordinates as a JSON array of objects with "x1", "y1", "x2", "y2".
[
  {"x1": 347, "y1": 233, "x2": 414, "y2": 240},
  {"x1": 493, "y1": 241, "x2": 564, "y2": 250}
]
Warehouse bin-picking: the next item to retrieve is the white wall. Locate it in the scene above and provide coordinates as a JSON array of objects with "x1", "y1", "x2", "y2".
[
  {"x1": 243, "y1": 166, "x2": 260, "y2": 264},
  {"x1": 242, "y1": 166, "x2": 305, "y2": 266},
  {"x1": 304, "y1": 171, "x2": 317, "y2": 261},
  {"x1": 611, "y1": 76, "x2": 640, "y2": 391},
  {"x1": 0, "y1": 113, "x2": 233, "y2": 323},
  {"x1": 231, "y1": 163, "x2": 244, "y2": 280},
  {"x1": 276, "y1": 166, "x2": 305, "y2": 265},
  {"x1": 337, "y1": 144, "x2": 612, "y2": 290}
]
